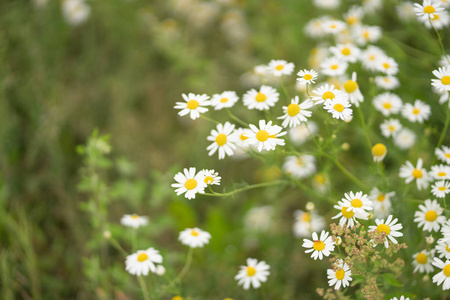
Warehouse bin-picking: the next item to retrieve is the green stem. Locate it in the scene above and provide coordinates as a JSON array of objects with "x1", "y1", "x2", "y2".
[
  {"x1": 226, "y1": 108, "x2": 248, "y2": 127},
  {"x1": 437, "y1": 106, "x2": 450, "y2": 149},
  {"x1": 203, "y1": 180, "x2": 287, "y2": 197},
  {"x1": 280, "y1": 78, "x2": 291, "y2": 102},
  {"x1": 429, "y1": 16, "x2": 450, "y2": 64},
  {"x1": 138, "y1": 276, "x2": 151, "y2": 300},
  {"x1": 322, "y1": 153, "x2": 367, "y2": 190},
  {"x1": 175, "y1": 247, "x2": 194, "y2": 283},
  {"x1": 109, "y1": 238, "x2": 129, "y2": 257},
  {"x1": 306, "y1": 83, "x2": 311, "y2": 97},
  {"x1": 200, "y1": 115, "x2": 220, "y2": 124},
  {"x1": 356, "y1": 106, "x2": 372, "y2": 150},
  {"x1": 132, "y1": 229, "x2": 137, "y2": 252}
]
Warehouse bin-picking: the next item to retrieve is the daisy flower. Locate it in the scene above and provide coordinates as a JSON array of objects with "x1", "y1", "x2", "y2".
[
  {"x1": 432, "y1": 66, "x2": 450, "y2": 92},
  {"x1": 278, "y1": 97, "x2": 313, "y2": 128},
  {"x1": 341, "y1": 191, "x2": 373, "y2": 216},
  {"x1": 327, "y1": 259, "x2": 353, "y2": 290},
  {"x1": 293, "y1": 210, "x2": 325, "y2": 238},
  {"x1": 210, "y1": 91, "x2": 239, "y2": 110},
  {"x1": 399, "y1": 158, "x2": 431, "y2": 190},
  {"x1": 172, "y1": 167, "x2": 207, "y2": 199},
  {"x1": 323, "y1": 20, "x2": 347, "y2": 34},
  {"x1": 401, "y1": 100, "x2": 431, "y2": 123},
  {"x1": 313, "y1": 0, "x2": 340, "y2": 9},
  {"x1": 375, "y1": 76, "x2": 400, "y2": 90},
  {"x1": 62, "y1": 0, "x2": 90, "y2": 26},
  {"x1": 414, "y1": 0, "x2": 444, "y2": 20},
  {"x1": 414, "y1": 199, "x2": 446, "y2": 231},
  {"x1": 302, "y1": 230, "x2": 335, "y2": 260},
  {"x1": 437, "y1": 240, "x2": 450, "y2": 259},
  {"x1": 206, "y1": 122, "x2": 236, "y2": 160},
  {"x1": 439, "y1": 54, "x2": 450, "y2": 67},
  {"x1": 121, "y1": 214, "x2": 149, "y2": 229},
  {"x1": 297, "y1": 69, "x2": 318, "y2": 86},
  {"x1": 243, "y1": 85, "x2": 279, "y2": 111},
  {"x1": 304, "y1": 18, "x2": 328, "y2": 38},
  {"x1": 361, "y1": 45, "x2": 386, "y2": 71},
  {"x1": 373, "y1": 92, "x2": 403, "y2": 116},
  {"x1": 369, "y1": 215, "x2": 403, "y2": 248},
  {"x1": 289, "y1": 121, "x2": 318, "y2": 145},
  {"x1": 267, "y1": 60, "x2": 295, "y2": 77},
  {"x1": 178, "y1": 228, "x2": 211, "y2": 248},
  {"x1": 343, "y1": 72, "x2": 364, "y2": 107},
  {"x1": 200, "y1": 169, "x2": 221, "y2": 186},
  {"x1": 372, "y1": 143, "x2": 387, "y2": 162},
  {"x1": 369, "y1": 188, "x2": 395, "y2": 218},
  {"x1": 174, "y1": 93, "x2": 210, "y2": 120},
  {"x1": 422, "y1": 11, "x2": 450, "y2": 29},
  {"x1": 283, "y1": 155, "x2": 317, "y2": 179},
  {"x1": 244, "y1": 206, "x2": 274, "y2": 232},
  {"x1": 246, "y1": 120, "x2": 286, "y2": 152},
  {"x1": 396, "y1": 1, "x2": 416, "y2": 21},
  {"x1": 332, "y1": 199, "x2": 369, "y2": 227},
  {"x1": 344, "y1": 6, "x2": 364, "y2": 26},
  {"x1": 432, "y1": 257, "x2": 450, "y2": 290},
  {"x1": 431, "y1": 180, "x2": 450, "y2": 198},
  {"x1": 235, "y1": 258, "x2": 270, "y2": 290},
  {"x1": 430, "y1": 164, "x2": 450, "y2": 180},
  {"x1": 441, "y1": 221, "x2": 450, "y2": 243},
  {"x1": 125, "y1": 248, "x2": 163, "y2": 276},
  {"x1": 393, "y1": 128, "x2": 416, "y2": 150},
  {"x1": 330, "y1": 43, "x2": 361, "y2": 63},
  {"x1": 312, "y1": 173, "x2": 330, "y2": 193},
  {"x1": 377, "y1": 56, "x2": 399, "y2": 76},
  {"x1": 413, "y1": 249, "x2": 436, "y2": 273},
  {"x1": 323, "y1": 98, "x2": 353, "y2": 120},
  {"x1": 436, "y1": 145, "x2": 450, "y2": 164},
  {"x1": 353, "y1": 25, "x2": 382, "y2": 46},
  {"x1": 320, "y1": 57, "x2": 348, "y2": 77},
  {"x1": 380, "y1": 118, "x2": 402, "y2": 138},
  {"x1": 311, "y1": 84, "x2": 348, "y2": 105}
]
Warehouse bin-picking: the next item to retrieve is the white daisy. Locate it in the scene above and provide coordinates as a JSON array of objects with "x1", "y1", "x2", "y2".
[
  {"x1": 121, "y1": 214, "x2": 149, "y2": 229},
  {"x1": 341, "y1": 191, "x2": 373, "y2": 216},
  {"x1": 430, "y1": 164, "x2": 450, "y2": 180},
  {"x1": 289, "y1": 121, "x2": 318, "y2": 145},
  {"x1": 312, "y1": 84, "x2": 348, "y2": 105},
  {"x1": 243, "y1": 85, "x2": 279, "y2": 111},
  {"x1": 344, "y1": 5, "x2": 364, "y2": 26},
  {"x1": 401, "y1": 100, "x2": 431, "y2": 123},
  {"x1": 125, "y1": 248, "x2": 163, "y2": 276},
  {"x1": 62, "y1": 0, "x2": 90, "y2": 26},
  {"x1": 380, "y1": 118, "x2": 402, "y2": 138},
  {"x1": 323, "y1": 20, "x2": 347, "y2": 34},
  {"x1": 396, "y1": 1, "x2": 417, "y2": 21},
  {"x1": 422, "y1": 10, "x2": 450, "y2": 29},
  {"x1": 267, "y1": 60, "x2": 295, "y2": 77},
  {"x1": 210, "y1": 91, "x2": 239, "y2": 110},
  {"x1": 312, "y1": 173, "x2": 330, "y2": 193},
  {"x1": 244, "y1": 206, "x2": 274, "y2": 232},
  {"x1": 313, "y1": 0, "x2": 340, "y2": 9},
  {"x1": 297, "y1": 69, "x2": 319, "y2": 86},
  {"x1": 172, "y1": 167, "x2": 207, "y2": 200},
  {"x1": 302, "y1": 230, "x2": 335, "y2": 260},
  {"x1": 332, "y1": 199, "x2": 369, "y2": 227},
  {"x1": 393, "y1": 128, "x2": 416, "y2": 150},
  {"x1": 343, "y1": 72, "x2": 364, "y2": 107},
  {"x1": 353, "y1": 25, "x2": 382, "y2": 46},
  {"x1": 283, "y1": 154, "x2": 317, "y2": 179},
  {"x1": 369, "y1": 188, "x2": 395, "y2": 218},
  {"x1": 178, "y1": 228, "x2": 211, "y2": 248},
  {"x1": 174, "y1": 93, "x2": 210, "y2": 120},
  {"x1": 373, "y1": 92, "x2": 403, "y2": 116},
  {"x1": 330, "y1": 43, "x2": 361, "y2": 63},
  {"x1": 432, "y1": 181, "x2": 450, "y2": 198},
  {"x1": 434, "y1": 85, "x2": 450, "y2": 108},
  {"x1": 235, "y1": 258, "x2": 270, "y2": 290},
  {"x1": 432, "y1": 257, "x2": 450, "y2": 290},
  {"x1": 399, "y1": 158, "x2": 431, "y2": 190},
  {"x1": 377, "y1": 56, "x2": 399, "y2": 76},
  {"x1": 372, "y1": 143, "x2": 387, "y2": 162},
  {"x1": 432, "y1": 66, "x2": 450, "y2": 92},
  {"x1": 414, "y1": 0, "x2": 444, "y2": 20},
  {"x1": 278, "y1": 97, "x2": 313, "y2": 128},
  {"x1": 374, "y1": 76, "x2": 400, "y2": 90},
  {"x1": 436, "y1": 240, "x2": 450, "y2": 259},
  {"x1": 293, "y1": 210, "x2": 326, "y2": 238},
  {"x1": 436, "y1": 146, "x2": 450, "y2": 164},
  {"x1": 441, "y1": 220, "x2": 450, "y2": 243},
  {"x1": 323, "y1": 98, "x2": 353, "y2": 120},
  {"x1": 361, "y1": 45, "x2": 386, "y2": 71},
  {"x1": 369, "y1": 215, "x2": 403, "y2": 248},
  {"x1": 320, "y1": 57, "x2": 348, "y2": 77},
  {"x1": 413, "y1": 249, "x2": 435, "y2": 273},
  {"x1": 439, "y1": 54, "x2": 450, "y2": 67},
  {"x1": 200, "y1": 169, "x2": 221, "y2": 186},
  {"x1": 206, "y1": 122, "x2": 236, "y2": 160},
  {"x1": 304, "y1": 17, "x2": 328, "y2": 38},
  {"x1": 390, "y1": 296, "x2": 409, "y2": 300},
  {"x1": 414, "y1": 199, "x2": 446, "y2": 232},
  {"x1": 246, "y1": 120, "x2": 286, "y2": 152},
  {"x1": 327, "y1": 259, "x2": 352, "y2": 290}
]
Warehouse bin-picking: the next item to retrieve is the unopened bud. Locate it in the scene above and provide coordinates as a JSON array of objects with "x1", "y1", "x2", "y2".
[
  {"x1": 426, "y1": 235, "x2": 435, "y2": 244},
  {"x1": 341, "y1": 142, "x2": 350, "y2": 150},
  {"x1": 103, "y1": 230, "x2": 111, "y2": 239},
  {"x1": 306, "y1": 202, "x2": 315, "y2": 211},
  {"x1": 155, "y1": 265, "x2": 166, "y2": 276},
  {"x1": 335, "y1": 237, "x2": 342, "y2": 246}
]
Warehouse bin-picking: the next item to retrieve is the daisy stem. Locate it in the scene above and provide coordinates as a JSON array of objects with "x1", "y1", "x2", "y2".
[
  {"x1": 138, "y1": 276, "x2": 151, "y2": 300},
  {"x1": 306, "y1": 83, "x2": 311, "y2": 97},
  {"x1": 175, "y1": 247, "x2": 194, "y2": 283},
  {"x1": 322, "y1": 153, "x2": 367, "y2": 190},
  {"x1": 200, "y1": 115, "x2": 220, "y2": 124},
  {"x1": 429, "y1": 17, "x2": 450, "y2": 64},
  {"x1": 108, "y1": 237, "x2": 128, "y2": 257},
  {"x1": 203, "y1": 180, "x2": 287, "y2": 197},
  {"x1": 149, "y1": 273, "x2": 159, "y2": 300},
  {"x1": 132, "y1": 229, "x2": 137, "y2": 252},
  {"x1": 436, "y1": 106, "x2": 450, "y2": 150},
  {"x1": 226, "y1": 108, "x2": 248, "y2": 127},
  {"x1": 356, "y1": 106, "x2": 372, "y2": 150},
  {"x1": 280, "y1": 78, "x2": 291, "y2": 102}
]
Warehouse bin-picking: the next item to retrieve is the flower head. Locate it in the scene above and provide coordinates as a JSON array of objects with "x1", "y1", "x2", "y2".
[
  {"x1": 327, "y1": 259, "x2": 353, "y2": 290},
  {"x1": 302, "y1": 230, "x2": 335, "y2": 260},
  {"x1": 125, "y1": 248, "x2": 163, "y2": 276},
  {"x1": 399, "y1": 158, "x2": 431, "y2": 190},
  {"x1": 210, "y1": 91, "x2": 239, "y2": 110},
  {"x1": 243, "y1": 85, "x2": 279, "y2": 111},
  {"x1": 278, "y1": 97, "x2": 313, "y2": 128},
  {"x1": 297, "y1": 69, "x2": 318, "y2": 86},
  {"x1": 267, "y1": 60, "x2": 295, "y2": 77},
  {"x1": 369, "y1": 215, "x2": 403, "y2": 248},
  {"x1": 206, "y1": 122, "x2": 236, "y2": 160},
  {"x1": 235, "y1": 258, "x2": 270, "y2": 290},
  {"x1": 172, "y1": 167, "x2": 207, "y2": 199},
  {"x1": 121, "y1": 214, "x2": 149, "y2": 229},
  {"x1": 178, "y1": 228, "x2": 211, "y2": 248},
  {"x1": 432, "y1": 257, "x2": 450, "y2": 290},
  {"x1": 174, "y1": 93, "x2": 210, "y2": 120},
  {"x1": 246, "y1": 120, "x2": 286, "y2": 152}
]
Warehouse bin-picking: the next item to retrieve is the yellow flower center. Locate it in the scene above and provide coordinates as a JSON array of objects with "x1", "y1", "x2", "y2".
[
  {"x1": 330, "y1": 64, "x2": 339, "y2": 70},
  {"x1": 383, "y1": 102, "x2": 392, "y2": 109},
  {"x1": 446, "y1": 245, "x2": 450, "y2": 252},
  {"x1": 335, "y1": 269, "x2": 345, "y2": 280},
  {"x1": 256, "y1": 130, "x2": 269, "y2": 142},
  {"x1": 446, "y1": 153, "x2": 450, "y2": 158},
  {"x1": 172, "y1": 296, "x2": 183, "y2": 300},
  {"x1": 304, "y1": 74, "x2": 313, "y2": 80},
  {"x1": 438, "y1": 172, "x2": 447, "y2": 177},
  {"x1": 412, "y1": 108, "x2": 420, "y2": 115},
  {"x1": 240, "y1": 133, "x2": 248, "y2": 141},
  {"x1": 341, "y1": 206, "x2": 354, "y2": 219},
  {"x1": 424, "y1": 5, "x2": 435, "y2": 14},
  {"x1": 351, "y1": 199, "x2": 363, "y2": 208},
  {"x1": 333, "y1": 103, "x2": 345, "y2": 112},
  {"x1": 137, "y1": 253, "x2": 149, "y2": 262},
  {"x1": 315, "y1": 174, "x2": 325, "y2": 184},
  {"x1": 344, "y1": 80, "x2": 358, "y2": 93},
  {"x1": 246, "y1": 266, "x2": 256, "y2": 276},
  {"x1": 287, "y1": 103, "x2": 301, "y2": 116},
  {"x1": 190, "y1": 230, "x2": 199, "y2": 236},
  {"x1": 432, "y1": 14, "x2": 440, "y2": 20},
  {"x1": 346, "y1": 16, "x2": 357, "y2": 24},
  {"x1": 363, "y1": 31, "x2": 370, "y2": 38},
  {"x1": 341, "y1": 47, "x2": 351, "y2": 56},
  {"x1": 187, "y1": 100, "x2": 199, "y2": 110},
  {"x1": 444, "y1": 265, "x2": 450, "y2": 277},
  {"x1": 377, "y1": 224, "x2": 391, "y2": 235},
  {"x1": 412, "y1": 169, "x2": 423, "y2": 178},
  {"x1": 313, "y1": 240, "x2": 325, "y2": 251},
  {"x1": 416, "y1": 253, "x2": 427, "y2": 264},
  {"x1": 184, "y1": 179, "x2": 197, "y2": 190},
  {"x1": 388, "y1": 125, "x2": 395, "y2": 131},
  {"x1": 255, "y1": 92, "x2": 267, "y2": 102},
  {"x1": 302, "y1": 212, "x2": 311, "y2": 222},
  {"x1": 441, "y1": 76, "x2": 450, "y2": 85},
  {"x1": 215, "y1": 133, "x2": 227, "y2": 146},
  {"x1": 322, "y1": 91, "x2": 335, "y2": 100},
  {"x1": 204, "y1": 176, "x2": 213, "y2": 184},
  {"x1": 425, "y1": 210, "x2": 438, "y2": 221},
  {"x1": 275, "y1": 64, "x2": 284, "y2": 71},
  {"x1": 439, "y1": 186, "x2": 447, "y2": 191},
  {"x1": 131, "y1": 214, "x2": 139, "y2": 219},
  {"x1": 377, "y1": 194, "x2": 385, "y2": 202},
  {"x1": 372, "y1": 143, "x2": 387, "y2": 157},
  {"x1": 220, "y1": 97, "x2": 229, "y2": 103},
  {"x1": 369, "y1": 54, "x2": 376, "y2": 61},
  {"x1": 383, "y1": 63, "x2": 390, "y2": 69},
  {"x1": 330, "y1": 24, "x2": 337, "y2": 29}
]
